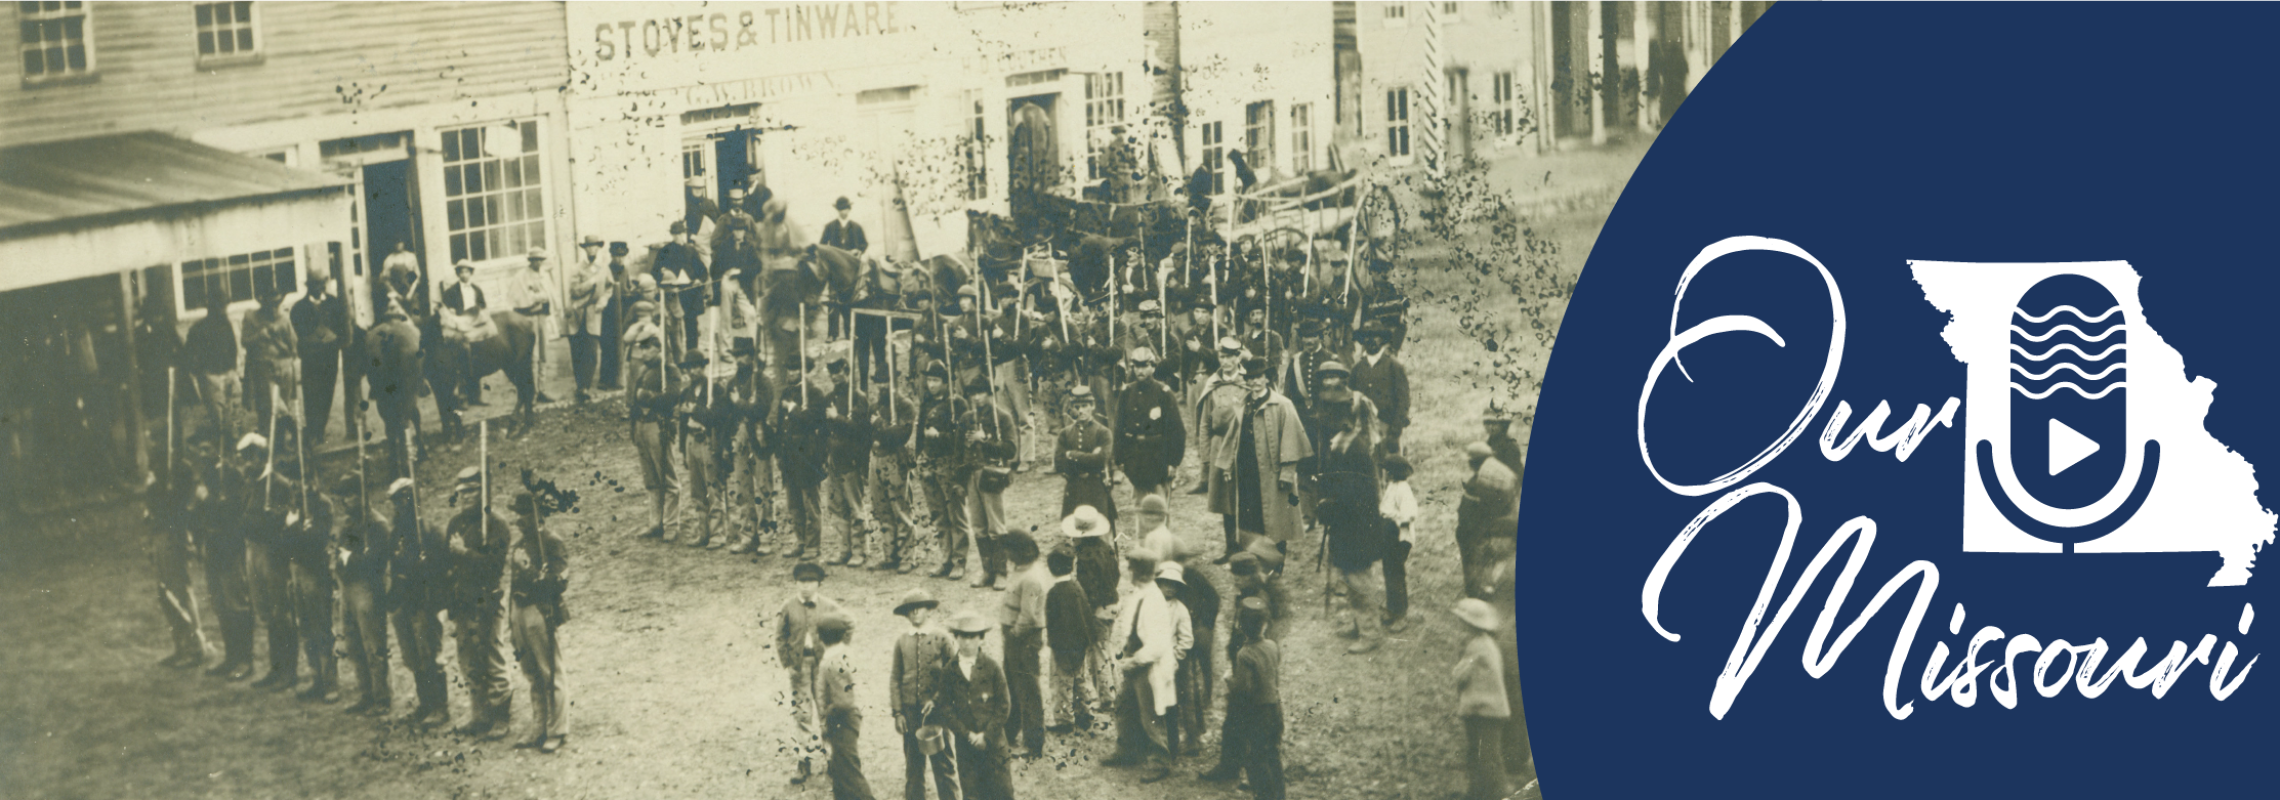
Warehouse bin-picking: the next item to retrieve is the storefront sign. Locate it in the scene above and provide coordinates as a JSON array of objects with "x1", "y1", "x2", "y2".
[
  {"x1": 677, "y1": 72, "x2": 839, "y2": 108},
  {"x1": 588, "y1": 3, "x2": 907, "y2": 63}
]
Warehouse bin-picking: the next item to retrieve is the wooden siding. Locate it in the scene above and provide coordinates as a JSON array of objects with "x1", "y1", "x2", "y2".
[{"x1": 2, "y1": 2, "x2": 567, "y2": 146}]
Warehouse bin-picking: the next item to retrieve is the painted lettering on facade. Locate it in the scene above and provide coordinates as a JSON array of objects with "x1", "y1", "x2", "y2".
[{"x1": 590, "y1": 3, "x2": 905, "y2": 62}]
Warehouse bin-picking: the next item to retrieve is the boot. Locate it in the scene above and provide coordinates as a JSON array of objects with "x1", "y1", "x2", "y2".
[
  {"x1": 481, "y1": 699, "x2": 514, "y2": 741},
  {"x1": 727, "y1": 534, "x2": 757, "y2": 554}
]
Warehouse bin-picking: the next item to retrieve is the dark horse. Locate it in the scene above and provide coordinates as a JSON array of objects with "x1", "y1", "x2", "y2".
[{"x1": 418, "y1": 309, "x2": 540, "y2": 439}]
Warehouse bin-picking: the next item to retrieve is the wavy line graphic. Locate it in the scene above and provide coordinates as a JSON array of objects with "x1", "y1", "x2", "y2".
[
  {"x1": 2008, "y1": 381, "x2": 2128, "y2": 400},
  {"x1": 2014, "y1": 304, "x2": 2123, "y2": 325},
  {"x1": 2009, "y1": 342, "x2": 2127, "y2": 362},
  {"x1": 2009, "y1": 323, "x2": 2124, "y2": 343},
  {"x1": 2009, "y1": 361, "x2": 2127, "y2": 381}
]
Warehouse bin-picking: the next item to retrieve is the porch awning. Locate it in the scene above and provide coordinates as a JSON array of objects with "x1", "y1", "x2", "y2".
[{"x1": 0, "y1": 132, "x2": 351, "y2": 293}]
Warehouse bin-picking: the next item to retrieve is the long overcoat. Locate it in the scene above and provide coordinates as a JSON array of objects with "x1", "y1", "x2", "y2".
[{"x1": 1206, "y1": 390, "x2": 1313, "y2": 544}]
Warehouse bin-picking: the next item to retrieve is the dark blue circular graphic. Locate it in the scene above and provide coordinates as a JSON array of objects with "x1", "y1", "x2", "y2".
[{"x1": 1520, "y1": 4, "x2": 2275, "y2": 797}]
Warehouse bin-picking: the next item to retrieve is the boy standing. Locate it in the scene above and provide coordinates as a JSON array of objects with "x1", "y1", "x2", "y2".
[
  {"x1": 816, "y1": 612, "x2": 878, "y2": 800},
  {"x1": 997, "y1": 532, "x2": 1050, "y2": 758},
  {"x1": 1377, "y1": 454, "x2": 1417, "y2": 631},
  {"x1": 1228, "y1": 597, "x2": 1285, "y2": 800},
  {"x1": 1043, "y1": 544, "x2": 1097, "y2": 734},
  {"x1": 944, "y1": 611, "x2": 1014, "y2": 800},
  {"x1": 1453, "y1": 598, "x2": 1512, "y2": 800},
  {"x1": 776, "y1": 562, "x2": 843, "y2": 784},
  {"x1": 891, "y1": 590, "x2": 958, "y2": 800}
]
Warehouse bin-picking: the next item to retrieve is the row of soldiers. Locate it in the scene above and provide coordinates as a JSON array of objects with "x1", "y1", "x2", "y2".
[{"x1": 148, "y1": 428, "x2": 574, "y2": 753}]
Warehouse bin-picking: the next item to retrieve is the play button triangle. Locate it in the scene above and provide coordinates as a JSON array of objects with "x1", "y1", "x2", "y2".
[{"x1": 2049, "y1": 418, "x2": 2101, "y2": 476}]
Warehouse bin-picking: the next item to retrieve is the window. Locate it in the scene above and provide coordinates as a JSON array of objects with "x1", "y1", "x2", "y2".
[
  {"x1": 193, "y1": 2, "x2": 257, "y2": 60},
  {"x1": 1199, "y1": 121, "x2": 1225, "y2": 196},
  {"x1": 1244, "y1": 101, "x2": 1275, "y2": 181},
  {"x1": 964, "y1": 89, "x2": 988, "y2": 200},
  {"x1": 1291, "y1": 103, "x2": 1314, "y2": 174},
  {"x1": 1084, "y1": 71, "x2": 1126, "y2": 181},
  {"x1": 441, "y1": 120, "x2": 547, "y2": 264},
  {"x1": 1386, "y1": 88, "x2": 1411, "y2": 158},
  {"x1": 1384, "y1": 3, "x2": 1406, "y2": 20},
  {"x1": 1492, "y1": 71, "x2": 1516, "y2": 137},
  {"x1": 18, "y1": 1, "x2": 91, "y2": 83},
  {"x1": 1442, "y1": 2, "x2": 1459, "y2": 18},
  {"x1": 681, "y1": 142, "x2": 708, "y2": 185},
  {"x1": 181, "y1": 248, "x2": 297, "y2": 313}
]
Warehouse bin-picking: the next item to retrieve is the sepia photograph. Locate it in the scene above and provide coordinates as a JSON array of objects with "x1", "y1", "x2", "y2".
[{"x1": 0, "y1": 2, "x2": 1768, "y2": 798}]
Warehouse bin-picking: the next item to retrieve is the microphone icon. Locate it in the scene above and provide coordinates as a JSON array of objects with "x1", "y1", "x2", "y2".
[{"x1": 1972, "y1": 273, "x2": 2160, "y2": 552}]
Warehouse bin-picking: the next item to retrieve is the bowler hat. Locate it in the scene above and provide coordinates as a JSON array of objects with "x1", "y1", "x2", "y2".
[
  {"x1": 947, "y1": 611, "x2": 994, "y2": 636},
  {"x1": 893, "y1": 589, "x2": 940, "y2": 617},
  {"x1": 1452, "y1": 598, "x2": 1502, "y2": 632},
  {"x1": 609, "y1": 241, "x2": 631, "y2": 256},
  {"x1": 833, "y1": 196, "x2": 853, "y2": 211},
  {"x1": 1137, "y1": 493, "x2": 1168, "y2": 518},
  {"x1": 792, "y1": 562, "x2": 827, "y2": 582},
  {"x1": 669, "y1": 220, "x2": 688, "y2": 235},
  {"x1": 679, "y1": 352, "x2": 711, "y2": 370},
  {"x1": 1241, "y1": 356, "x2": 1269, "y2": 380}
]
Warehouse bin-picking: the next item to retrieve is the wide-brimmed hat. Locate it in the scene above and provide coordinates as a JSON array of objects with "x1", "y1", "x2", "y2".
[
  {"x1": 527, "y1": 247, "x2": 549, "y2": 262},
  {"x1": 894, "y1": 589, "x2": 940, "y2": 617},
  {"x1": 580, "y1": 234, "x2": 605, "y2": 248},
  {"x1": 946, "y1": 611, "x2": 993, "y2": 636},
  {"x1": 1062, "y1": 505, "x2": 1110, "y2": 538},
  {"x1": 1452, "y1": 598, "x2": 1502, "y2": 632},
  {"x1": 1154, "y1": 561, "x2": 1186, "y2": 588},
  {"x1": 792, "y1": 562, "x2": 827, "y2": 582}
]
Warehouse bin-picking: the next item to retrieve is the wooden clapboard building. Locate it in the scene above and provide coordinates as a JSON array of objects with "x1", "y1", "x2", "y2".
[{"x1": 0, "y1": 1, "x2": 569, "y2": 512}]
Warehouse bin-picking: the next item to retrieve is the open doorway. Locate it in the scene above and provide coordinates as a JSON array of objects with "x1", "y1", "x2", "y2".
[
  {"x1": 1007, "y1": 95, "x2": 1059, "y2": 225},
  {"x1": 360, "y1": 159, "x2": 420, "y2": 314}
]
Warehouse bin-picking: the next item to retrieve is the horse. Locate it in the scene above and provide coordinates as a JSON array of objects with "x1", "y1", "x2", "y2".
[{"x1": 417, "y1": 308, "x2": 540, "y2": 439}]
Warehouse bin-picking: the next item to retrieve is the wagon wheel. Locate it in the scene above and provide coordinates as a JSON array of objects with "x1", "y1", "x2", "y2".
[{"x1": 1355, "y1": 182, "x2": 1402, "y2": 257}]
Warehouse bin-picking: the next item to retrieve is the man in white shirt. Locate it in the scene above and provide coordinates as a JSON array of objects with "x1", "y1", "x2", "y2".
[
  {"x1": 565, "y1": 236, "x2": 610, "y2": 403},
  {"x1": 509, "y1": 248, "x2": 558, "y2": 407}
]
